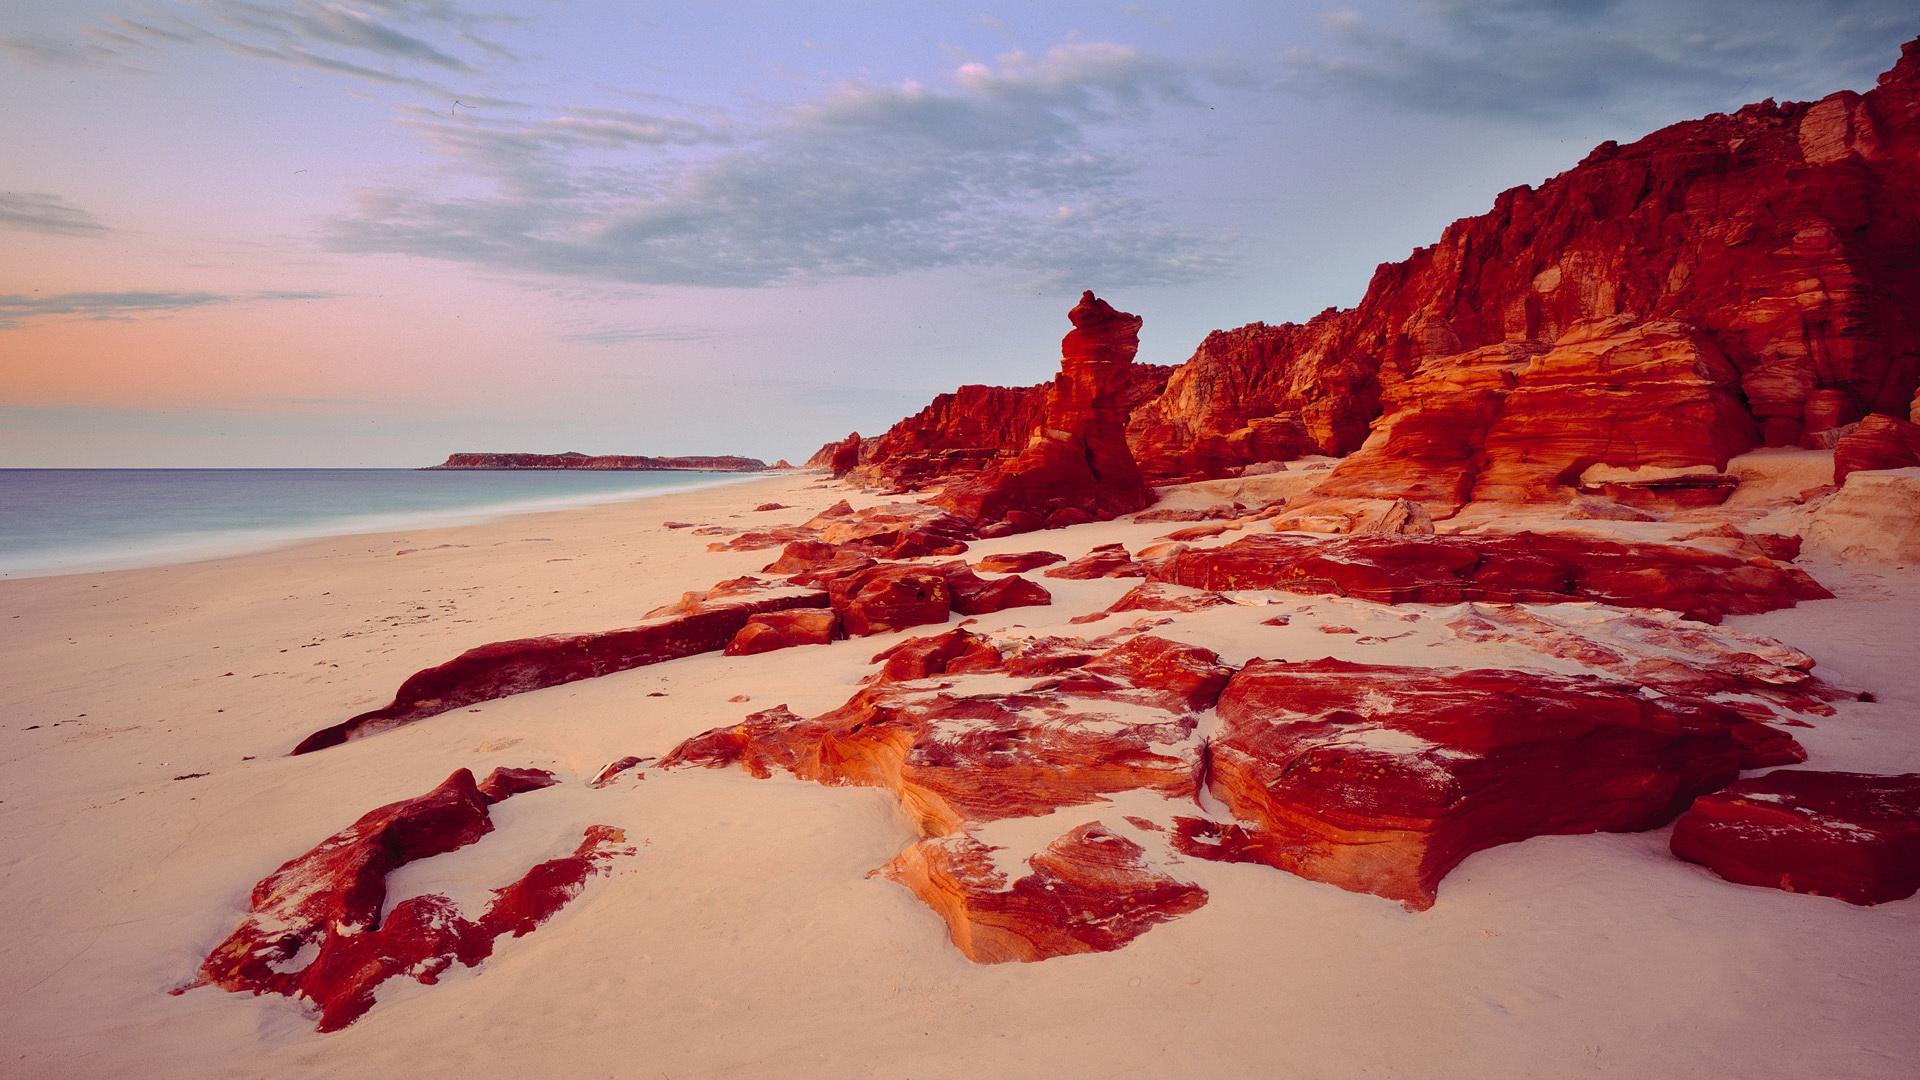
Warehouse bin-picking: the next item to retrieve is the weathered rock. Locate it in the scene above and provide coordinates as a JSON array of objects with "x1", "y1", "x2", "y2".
[
  {"x1": 179, "y1": 769, "x2": 632, "y2": 1031},
  {"x1": 1834, "y1": 413, "x2": 1920, "y2": 481},
  {"x1": 1153, "y1": 532, "x2": 1830, "y2": 623},
  {"x1": 1313, "y1": 320, "x2": 1761, "y2": 511},
  {"x1": 875, "y1": 825, "x2": 1207, "y2": 963},
  {"x1": 971, "y1": 550, "x2": 1066, "y2": 574},
  {"x1": 1671, "y1": 770, "x2": 1920, "y2": 905},
  {"x1": 1042, "y1": 543, "x2": 1147, "y2": 580},
  {"x1": 934, "y1": 561, "x2": 1053, "y2": 617},
  {"x1": 1801, "y1": 466, "x2": 1920, "y2": 563},
  {"x1": 936, "y1": 293, "x2": 1155, "y2": 527},
  {"x1": 724, "y1": 609, "x2": 843, "y2": 655},
  {"x1": 852, "y1": 40, "x2": 1920, "y2": 492},
  {"x1": 1181, "y1": 659, "x2": 1752, "y2": 909},
  {"x1": 293, "y1": 581, "x2": 833, "y2": 753}
]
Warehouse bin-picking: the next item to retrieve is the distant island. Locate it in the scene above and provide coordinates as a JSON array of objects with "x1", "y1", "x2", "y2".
[{"x1": 425, "y1": 452, "x2": 771, "y2": 471}]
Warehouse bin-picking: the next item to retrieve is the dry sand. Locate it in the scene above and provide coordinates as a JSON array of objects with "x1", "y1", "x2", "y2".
[{"x1": 1, "y1": 469, "x2": 1915, "y2": 1079}]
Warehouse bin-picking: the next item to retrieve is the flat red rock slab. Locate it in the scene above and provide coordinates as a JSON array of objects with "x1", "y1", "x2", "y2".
[
  {"x1": 1671, "y1": 770, "x2": 1920, "y2": 905},
  {"x1": 971, "y1": 550, "x2": 1067, "y2": 574},
  {"x1": 724, "y1": 609, "x2": 843, "y2": 656},
  {"x1": 876, "y1": 824, "x2": 1206, "y2": 963},
  {"x1": 179, "y1": 769, "x2": 632, "y2": 1031},
  {"x1": 1043, "y1": 543, "x2": 1147, "y2": 580},
  {"x1": 1180, "y1": 658, "x2": 1756, "y2": 909},
  {"x1": 1153, "y1": 532, "x2": 1830, "y2": 623},
  {"x1": 293, "y1": 582, "x2": 830, "y2": 753}
]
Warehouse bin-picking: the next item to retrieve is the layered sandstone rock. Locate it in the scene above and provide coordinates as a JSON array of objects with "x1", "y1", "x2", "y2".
[
  {"x1": 1311, "y1": 319, "x2": 1759, "y2": 510},
  {"x1": 1801, "y1": 467, "x2": 1920, "y2": 563},
  {"x1": 1833, "y1": 413, "x2": 1920, "y2": 481},
  {"x1": 841, "y1": 39, "x2": 1920, "y2": 495},
  {"x1": 1151, "y1": 532, "x2": 1831, "y2": 623},
  {"x1": 1671, "y1": 770, "x2": 1920, "y2": 905},
  {"x1": 293, "y1": 579, "x2": 832, "y2": 753},
  {"x1": 934, "y1": 293, "x2": 1156, "y2": 529},
  {"x1": 178, "y1": 768, "x2": 631, "y2": 1031},
  {"x1": 1180, "y1": 659, "x2": 1760, "y2": 909}
]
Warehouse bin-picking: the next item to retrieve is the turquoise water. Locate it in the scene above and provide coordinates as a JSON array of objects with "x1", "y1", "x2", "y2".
[{"x1": 0, "y1": 469, "x2": 759, "y2": 578}]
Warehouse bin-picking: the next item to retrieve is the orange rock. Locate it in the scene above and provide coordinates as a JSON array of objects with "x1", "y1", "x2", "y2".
[
  {"x1": 936, "y1": 293, "x2": 1155, "y2": 527},
  {"x1": 179, "y1": 769, "x2": 631, "y2": 1031},
  {"x1": 876, "y1": 825, "x2": 1206, "y2": 963},
  {"x1": 724, "y1": 609, "x2": 843, "y2": 655},
  {"x1": 1180, "y1": 659, "x2": 1752, "y2": 909},
  {"x1": 1671, "y1": 770, "x2": 1920, "y2": 905}
]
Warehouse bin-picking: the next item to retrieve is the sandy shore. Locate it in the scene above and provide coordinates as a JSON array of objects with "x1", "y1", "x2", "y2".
[{"x1": 1, "y1": 470, "x2": 1915, "y2": 1079}]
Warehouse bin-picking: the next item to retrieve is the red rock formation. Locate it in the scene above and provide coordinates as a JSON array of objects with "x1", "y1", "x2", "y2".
[
  {"x1": 934, "y1": 293, "x2": 1156, "y2": 528},
  {"x1": 1311, "y1": 319, "x2": 1760, "y2": 510},
  {"x1": 876, "y1": 825, "x2": 1207, "y2": 963},
  {"x1": 971, "y1": 550, "x2": 1066, "y2": 574},
  {"x1": 1833, "y1": 412, "x2": 1920, "y2": 481},
  {"x1": 724, "y1": 501, "x2": 972, "y2": 559},
  {"x1": 293, "y1": 580, "x2": 831, "y2": 753},
  {"x1": 841, "y1": 40, "x2": 1920, "y2": 494},
  {"x1": 1152, "y1": 532, "x2": 1831, "y2": 623},
  {"x1": 1042, "y1": 542, "x2": 1147, "y2": 580},
  {"x1": 178, "y1": 769, "x2": 632, "y2": 1031},
  {"x1": 660, "y1": 633, "x2": 1221, "y2": 833},
  {"x1": 1180, "y1": 659, "x2": 1754, "y2": 909},
  {"x1": 724, "y1": 609, "x2": 843, "y2": 655},
  {"x1": 1671, "y1": 770, "x2": 1920, "y2": 905}
]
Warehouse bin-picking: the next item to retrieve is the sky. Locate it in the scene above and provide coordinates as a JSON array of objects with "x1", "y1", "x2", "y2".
[{"x1": 3, "y1": 1, "x2": 1916, "y2": 467}]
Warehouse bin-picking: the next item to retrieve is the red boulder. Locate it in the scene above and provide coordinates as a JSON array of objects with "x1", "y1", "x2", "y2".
[{"x1": 1671, "y1": 770, "x2": 1920, "y2": 905}]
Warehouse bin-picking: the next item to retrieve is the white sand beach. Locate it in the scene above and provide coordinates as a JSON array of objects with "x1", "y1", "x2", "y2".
[{"x1": 2, "y1": 469, "x2": 1916, "y2": 1079}]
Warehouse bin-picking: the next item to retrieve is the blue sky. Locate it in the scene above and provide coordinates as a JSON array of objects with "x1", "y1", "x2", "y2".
[{"x1": 3, "y1": 0, "x2": 1915, "y2": 466}]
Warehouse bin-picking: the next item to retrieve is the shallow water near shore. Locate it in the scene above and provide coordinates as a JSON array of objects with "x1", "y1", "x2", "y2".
[{"x1": 0, "y1": 468, "x2": 761, "y2": 578}]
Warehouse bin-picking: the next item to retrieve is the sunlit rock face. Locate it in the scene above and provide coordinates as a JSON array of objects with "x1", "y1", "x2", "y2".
[
  {"x1": 179, "y1": 768, "x2": 632, "y2": 1032},
  {"x1": 1310, "y1": 319, "x2": 1760, "y2": 511},
  {"x1": 1671, "y1": 770, "x2": 1920, "y2": 905},
  {"x1": 658, "y1": 631, "x2": 1228, "y2": 959},
  {"x1": 292, "y1": 578, "x2": 833, "y2": 753},
  {"x1": 933, "y1": 292, "x2": 1156, "y2": 529},
  {"x1": 1149, "y1": 532, "x2": 1831, "y2": 624},
  {"x1": 853, "y1": 40, "x2": 1920, "y2": 493},
  {"x1": 1177, "y1": 659, "x2": 1774, "y2": 910}
]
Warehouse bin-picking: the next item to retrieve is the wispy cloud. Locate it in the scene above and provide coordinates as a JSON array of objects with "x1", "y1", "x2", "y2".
[
  {"x1": 0, "y1": 289, "x2": 336, "y2": 328},
  {"x1": 1287, "y1": 0, "x2": 1920, "y2": 123},
  {"x1": 0, "y1": 192, "x2": 111, "y2": 236},
  {"x1": 328, "y1": 42, "x2": 1238, "y2": 289},
  {"x1": 5, "y1": 0, "x2": 509, "y2": 92},
  {"x1": 555, "y1": 322, "x2": 716, "y2": 346}
]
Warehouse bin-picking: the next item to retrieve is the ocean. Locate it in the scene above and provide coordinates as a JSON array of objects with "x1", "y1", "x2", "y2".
[{"x1": 0, "y1": 468, "x2": 760, "y2": 579}]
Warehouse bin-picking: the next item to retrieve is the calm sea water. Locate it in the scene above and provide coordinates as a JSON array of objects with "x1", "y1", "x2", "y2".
[{"x1": 0, "y1": 469, "x2": 759, "y2": 579}]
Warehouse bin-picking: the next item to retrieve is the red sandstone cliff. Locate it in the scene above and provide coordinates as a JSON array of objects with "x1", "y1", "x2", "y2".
[
  {"x1": 933, "y1": 292, "x2": 1157, "y2": 529},
  {"x1": 837, "y1": 38, "x2": 1920, "y2": 504}
]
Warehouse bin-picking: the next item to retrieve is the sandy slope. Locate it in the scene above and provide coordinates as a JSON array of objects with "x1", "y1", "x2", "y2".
[{"x1": 1, "y1": 470, "x2": 1914, "y2": 1080}]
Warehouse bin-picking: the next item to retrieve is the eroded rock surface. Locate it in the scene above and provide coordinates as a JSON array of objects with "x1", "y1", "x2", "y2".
[
  {"x1": 179, "y1": 769, "x2": 631, "y2": 1031},
  {"x1": 1671, "y1": 770, "x2": 1920, "y2": 904},
  {"x1": 1183, "y1": 659, "x2": 1765, "y2": 909},
  {"x1": 1152, "y1": 532, "x2": 1830, "y2": 623},
  {"x1": 935, "y1": 293, "x2": 1156, "y2": 529}
]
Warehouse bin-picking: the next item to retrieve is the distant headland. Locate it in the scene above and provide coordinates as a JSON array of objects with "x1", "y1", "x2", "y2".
[{"x1": 424, "y1": 452, "x2": 773, "y2": 471}]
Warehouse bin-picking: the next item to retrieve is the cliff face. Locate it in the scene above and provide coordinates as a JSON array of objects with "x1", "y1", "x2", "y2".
[
  {"x1": 428, "y1": 453, "x2": 768, "y2": 471},
  {"x1": 842, "y1": 37, "x2": 1920, "y2": 506},
  {"x1": 933, "y1": 292, "x2": 1157, "y2": 529}
]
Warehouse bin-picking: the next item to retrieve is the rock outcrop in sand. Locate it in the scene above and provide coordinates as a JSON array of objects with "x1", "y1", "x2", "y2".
[
  {"x1": 1671, "y1": 770, "x2": 1920, "y2": 905},
  {"x1": 179, "y1": 768, "x2": 632, "y2": 1031}
]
